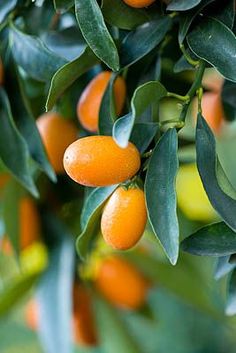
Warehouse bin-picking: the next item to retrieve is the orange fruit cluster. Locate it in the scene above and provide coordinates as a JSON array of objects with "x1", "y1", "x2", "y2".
[{"x1": 77, "y1": 71, "x2": 126, "y2": 132}]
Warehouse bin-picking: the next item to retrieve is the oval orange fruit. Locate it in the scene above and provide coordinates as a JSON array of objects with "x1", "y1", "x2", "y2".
[
  {"x1": 37, "y1": 112, "x2": 78, "y2": 174},
  {"x1": 123, "y1": 0, "x2": 155, "y2": 8},
  {"x1": 201, "y1": 92, "x2": 224, "y2": 134},
  {"x1": 77, "y1": 71, "x2": 126, "y2": 132},
  {"x1": 73, "y1": 284, "x2": 97, "y2": 346},
  {"x1": 20, "y1": 197, "x2": 41, "y2": 251},
  {"x1": 95, "y1": 255, "x2": 148, "y2": 309},
  {"x1": 101, "y1": 186, "x2": 147, "y2": 250},
  {"x1": 26, "y1": 300, "x2": 38, "y2": 331},
  {"x1": 193, "y1": 92, "x2": 224, "y2": 134},
  {"x1": 63, "y1": 136, "x2": 140, "y2": 187}
]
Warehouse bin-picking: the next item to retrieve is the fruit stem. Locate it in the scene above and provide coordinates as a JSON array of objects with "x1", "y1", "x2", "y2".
[
  {"x1": 167, "y1": 92, "x2": 190, "y2": 102},
  {"x1": 179, "y1": 60, "x2": 205, "y2": 123},
  {"x1": 197, "y1": 87, "x2": 203, "y2": 114},
  {"x1": 180, "y1": 44, "x2": 199, "y2": 67}
]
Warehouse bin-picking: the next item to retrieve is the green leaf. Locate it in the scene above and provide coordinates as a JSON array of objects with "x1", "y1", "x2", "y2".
[
  {"x1": 0, "y1": 0, "x2": 17, "y2": 23},
  {"x1": 226, "y1": 269, "x2": 236, "y2": 315},
  {"x1": 187, "y1": 17, "x2": 236, "y2": 82},
  {"x1": 120, "y1": 16, "x2": 172, "y2": 68},
  {"x1": 208, "y1": 0, "x2": 235, "y2": 29},
  {"x1": 10, "y1": 26, "x2": 66, "y2": 82},
  {"x1": 0, "y1": 272, "x2": 39, "y2": 317},
  {"x1": 77, "y1": 185, "x2": 117, "y2": 259},
  {"x1": 0, "y1": 88, "x2": 38, "y2": 196},
  {"x1": 113, "y1": 81, "x2": 166, "y2": 147},
  {"x1": 99, "y1": 73, "x2": 117, "y2": 135},
  {"x1": 53, "y1": 0, "x2": 74, "y2": 13},
  {"x1": 11, "y1": 66, "x2": 56, "y2": 182},
  {"x1": 178, "y1": 0, "x2": 217, "y2": 43},
  {"x1": 93, "y1": 293, "x2": 141, "y2": 353},
  {"x1": 215, "y1": 256, "x2": 236, "y2": 280},
  {"x1": 181, "y1": 222, "x2": 236, "y2": 256},
  {"x1": 36, "y1": 213, "x2": 75, "y2": 353},
  {"x1": 221, "y1": 80, "x2": 236, "y2": 121},
  {"x1": 125, "y1": 251, "x2": 219, "y2": 317},
  {"x1": 167, "y1": 0, "x2": 201, "y2": 11},
  {"x1": 46, "y1": 46, "x2": 98, "y2": 111},
  {"x1": 75, "y1": 0, "x2": 120, "y2": 71},
  {"x1": 43, "y1": 27, "x2": 86, "y2": 61},
  {"x1": 145, "y1": 129, "x2": 179, "y2": 265},
  {"x1": 196, "y1": 114, "x2": 236, "y2": 231},
  {"x1": 102, "y1": 0, "x2": 149, "y2": 30},
  {"x1": 130, "y1": 122, "x2": 158, "y2": 154}
]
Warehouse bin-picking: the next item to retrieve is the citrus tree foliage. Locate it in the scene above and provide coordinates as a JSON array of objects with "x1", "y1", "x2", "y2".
[{"x1": 1, "y1": 0, "x2": 236, "y2": 352}]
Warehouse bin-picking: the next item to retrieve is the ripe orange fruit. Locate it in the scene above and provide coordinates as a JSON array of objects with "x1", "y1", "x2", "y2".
[
  {"x1": 101, "y1": 186, "x2": 147, "y2": 250},
  {"x1": 26, "y1": 300, "x2": 38, "y2": 331},
  {"x1": 0, "y1": 173, "x2": 9, "y2": 190},
  {"x1": 20, "y1": 197, "x2": 41, "y2": 250},
  {"x1": 123, "y1": 0, "x2": 155, "y2": 8},
  {"x1": 193, "y1": 92, "x2": 224, "y2": 134},
  {"x1": 63, "y1": 136, "x2": 140, "y2": 187},
  {"x1": 37, "y1": 112, "x2": 78, "y2": 174},
  {"x1": 1, "y1": 197, "x2": 40, "y2": 254},
  {"x1": 77, "y1": 71, "x2": 126, "y2": 132},
  {"x1": 0, "y1": 57, "x2": 4, "y2": 85},
  {"x1": 73, "y1": 284, "x2": 97, "y2": 346},
  {"x1": 95, "y1": 255, "x2": 148, "y2": 309}
]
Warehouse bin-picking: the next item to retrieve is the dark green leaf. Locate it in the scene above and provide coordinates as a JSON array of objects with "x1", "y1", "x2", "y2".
[
  {"x1": 125, "y1": 251, "x2": 218, "y2": 316},
  {"x1": 196, "y1": 114, "x2": 236, "y2": 231},
  {"x1": 167, "y1": 0, "x2": 201, "y2": 11},
  {"x1": 130, "y1": 122, "x2": 158, "y2": 153},
  {"x1": 178, "y1": 0, "x2": 217, "y2": 43},
  {"x1": 10, "y1": 26, "x2": 66, "y2": 82},
  {"x1": 36, "y1": 214, "x2": 75, "y2": 353},
  {"x1": 0, "y1": 272, "x2": 39, "y2": 316},
  {"x1": 209, "y1": 0, "x2": 235, "y2": 29},
  {"x1": 174, "y1": 55, "x2": 195, "y2": 73},
  {"x1": 145, "y1": 129, "x2": 179, "y2": 265},
  {"x1": 12, "y1": 67, "x2": 56, "y2": 181},
  {"x1": 226, "y1": 269, "x2": 236, "y2": 315},
  {"x1": 75, "y1": 0, "x2": 119, "y2": 71},
  {"x1": 187, "y1": 17, "x2": 236, "y2": 82},
  {"x1": 99, "y1": 73, "x2": 117, "y2": 135},
  {"x1": 46, "y1": 46, "x2": 98, "y2": 111},
  {"x1": 0, "y1": 88, "x2": 38, "y2": 196},
  {"x1": 102, "y1": 0, "x2": 149, "y2": 30},
  {"x1": 43, "y1": 27, "x2": 86, "y2": 61},
  {"x1": 215, "y1": 256, "x2": 236, "y2": 280},
  {"x1": 221, "y1": 80, "x2": 236, "y2": 121},
  {"x1": 113, "y1": 81, "x2": 166, "y2": 147},
  {"x1": 0, "y1": 0, "x2": 17, "y2": 23},
  {"x1": 181, "y1": 222, "x2": 236, "y2": 256},
  {"x1": 93, "y1": 293, "x2": 141, "y2": 353},
  {"x1": 53, "y1": 0, "x2": 74, "y2": 13},
  {"x1": 120, "y1": 16, "x2": 172, "y2": 68},
  {"x1": 77, "y1": 185, "x2": 117, "y2": 259}
]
